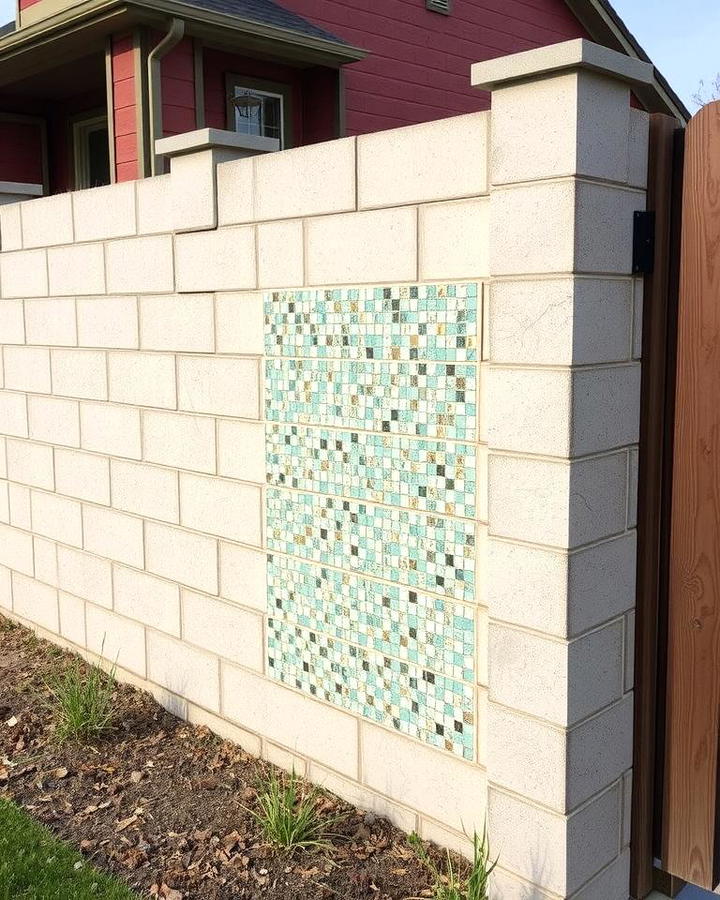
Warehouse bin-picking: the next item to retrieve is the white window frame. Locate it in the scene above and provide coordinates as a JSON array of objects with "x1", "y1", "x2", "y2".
[
  {"x1": 72, "y1": 113, "x2": 110, "y2": 190},
  {"x1": 233, "y1": 85, "x2": 285, "y2": 147},
  {"x1": 226, "y1": 74, "x2": 293, "y2": 149}
]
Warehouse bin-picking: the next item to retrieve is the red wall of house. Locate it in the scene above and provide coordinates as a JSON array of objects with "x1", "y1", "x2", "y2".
[
  {"x1": 0, "y1": 119, "x2": 44, "y2": 184},
  {"x1": 279, "y1": 0, "x2": 589, "y2": 133},
  {"x1": 162, "y1": 38, "x2": 196, "y2": 136},
  {"x1": 111, "y1": 34, "x2": 139, "y2": 182}
]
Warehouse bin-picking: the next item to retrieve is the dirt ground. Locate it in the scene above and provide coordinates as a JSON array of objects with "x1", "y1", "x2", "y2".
[{"x1": 0, "y1": 615, "x2": 467, "y2": 899}]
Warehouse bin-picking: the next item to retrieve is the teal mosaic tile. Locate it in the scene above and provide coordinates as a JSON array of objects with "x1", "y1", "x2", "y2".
[
  {"x1": 265, "y1": 359, "x2": 477, "y2": 441},
  {"x1": 266, "y1": 424, "x2": 477, "y2": 518},
  {"x1": 266, "y1": 488, "x2": 475, "y2": 603},
  {"x1": 267, "y1": 619, "x2": 475, "y2": 760},
  {"x1": 268, "y1": 555, "x2": 475, "y2": 681},
  {"x1": 264, "y1": 283, "x2": 479, "y2": 362}
]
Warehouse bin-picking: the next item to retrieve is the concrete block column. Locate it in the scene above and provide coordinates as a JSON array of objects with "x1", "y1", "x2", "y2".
[{"x1": 473, "y1": 40, "x2": 651, "y2": 899}]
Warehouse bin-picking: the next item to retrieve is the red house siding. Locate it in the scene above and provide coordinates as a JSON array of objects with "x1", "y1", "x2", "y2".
[
  {"x1": 111, "y1": 34, "x2": 139, "y2": 182},
  {"x1": 162, "y1": 38, "x2": 196, "y2": 136},
  {"x1": 280, "y1": 0, "x2": 589, "y2": 133},
  {"x1": 0, "y1": 119, "x2": 44, "y2": 184}
]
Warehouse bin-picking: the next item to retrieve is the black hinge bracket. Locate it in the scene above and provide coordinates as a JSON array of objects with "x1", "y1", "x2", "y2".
[{"x1": 632, "y1": 210, "x2": 655, "y2": 275}]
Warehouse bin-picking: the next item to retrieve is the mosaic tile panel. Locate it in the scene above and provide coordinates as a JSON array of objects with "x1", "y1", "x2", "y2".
[
  {"x1": 266, "y1": 424, "x2": 477, "y2": 519},
  {"x1": 268, "y1": 555, "x2": 475, "y2": 681},
  {"x1": 264, "y1": 283, "x2": 479, "y2": 362},
  {"x1": 266, "y1": 488, "x2": 475, "y2": 603},
  {"x1": 267, "y1": 619, "x2": 475, "y2": 760},
  {"x1": 265, "y1": 359, "x2": 477, "y2": 441}
]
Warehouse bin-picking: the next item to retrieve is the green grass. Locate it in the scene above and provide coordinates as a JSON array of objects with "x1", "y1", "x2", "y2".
[
  {"x1": 47, "y1": 653, "x2": 117, "y2": 743},
  {"x1": 245, "y1": 768, "x2": 346, "y2": 851},
  {"x1": 408, "y1": 827, "x2": 497, "y2": 900},
  {"x1": 0, "y1": 797, "x2": 137, "y2": 899}
]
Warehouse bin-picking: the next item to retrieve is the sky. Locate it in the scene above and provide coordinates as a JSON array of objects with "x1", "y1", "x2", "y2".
[{"x1": 0, "y1": 0, "x2": 715, "y2": 111}]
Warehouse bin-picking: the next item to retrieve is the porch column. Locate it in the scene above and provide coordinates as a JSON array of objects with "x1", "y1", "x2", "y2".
[{"x1": 474, "y1": 40, "x2": 651, "y2": 898}]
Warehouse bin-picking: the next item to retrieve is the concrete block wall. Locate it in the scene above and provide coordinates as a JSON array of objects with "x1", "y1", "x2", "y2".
[{"x1": 0, "y1": 40, "x2": 649, "y2": 899}]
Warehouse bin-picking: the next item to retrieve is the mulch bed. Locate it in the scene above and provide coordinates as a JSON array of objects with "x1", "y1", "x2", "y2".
[{"x1": 0, "y1": 615, "x2": 465, "y2": 899}]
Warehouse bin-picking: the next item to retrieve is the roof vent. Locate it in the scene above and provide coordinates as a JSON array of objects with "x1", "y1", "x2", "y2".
[{"x1": 426, "y1": 0, "x2": 451, "y2": 13}]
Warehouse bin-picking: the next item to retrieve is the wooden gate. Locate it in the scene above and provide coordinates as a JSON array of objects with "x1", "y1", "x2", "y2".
[{"x1": 632, "y1": 100, "x2": 720, "y2": 897}]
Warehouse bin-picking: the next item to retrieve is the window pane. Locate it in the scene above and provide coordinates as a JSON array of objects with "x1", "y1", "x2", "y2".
[{"x1": 233, "y1": 87, "x2": 283, "y2": 144}]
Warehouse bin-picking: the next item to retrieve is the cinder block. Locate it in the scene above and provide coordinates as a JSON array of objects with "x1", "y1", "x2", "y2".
[
  {"x1": 357, "y1": 112, "x2": 488, "y2": 209},
  {"x1": 6, "y1": 438, "x2": 54, "y2": 489},
  {"x1": 136, "y1": 173, "x2": 173, "y2": 235},
  {"x1": 113, "y1": 565, "x2": 180, "y2": 636},
  {"x1": 627, "y1": 447, "x2": 638, "y2": 529},
  {"x1": 12, "y1": 571, "x2": 58, "y2": 631},
  {"x1": 218, "y1": 542, "x2": 266, "y2": 611},
  {"x1": 174, "y1": 227, "x2": 256, "y2": 293},
  {"x1": 8, "y1": 482, "x2": 31, "y2": 529},
  {"x1": 31, "y1": 490, "x2": 82, "y2": 546},
  {"x1": 21, "y1": 193, "x2": 74, "y2": 248},
  {"x1": 51, "y1": 349, "x2": 107, "y2": 400},
  {"x1": 0, "y1": 299, "x2": 25, "y2": 343},
  {"x1": 73, "y1": 182, "x2": 136, "y2": 242},
  {"x1": 145, "y1": 520, "x2": 218, "y2": 594},
  {"x1": 489, "y1": 278, "x2": 633, "y2": 366},
  {"x1": 142, "y1": 409, "x2": 215, "y2": 473},
  {"x1": 1, "y1": 249, "x2": 48, "y2": 298},
  {"x1": 0, "y1": 563, "x2": 11, "y2": 610},
  {"x1": 488, "y1": 452, "x2": 628, "y2": 549},
  {"x1": 83, "y1": 505, "x2": 144, "y2": 568},
  {"x1": 179, "y1": 473, "x2": 262, "y2": 545},
  {"x1": 361, "y1": 722, "x2": 486, "y2": 833},
  {"x1": 54, "y1": 448, "x2": 110, "y2": 504},
  {"x1": 33, "y1": 536, "x2": 57, "y2": 586},
  {"x1": 419, "y1": 199, "x2": 490, "y2": 280},
  {"x1": 628, "y1": 108, "x2": 650, "y2": 189},
  {"x1": 186, "y1": 702, "x2": 262, "y2": 757},
  {"x1": 572, "y1": 850, "x2": 630, "y2": 900},
  {"x1": 182, "y1": 590, "x2": 263, "y2": 670},
  {"x1": 306, "y1": 207, "x2": 417, "y2": 286},
  {"x1": 80, "y1": 402, "x2": 141, "y2": 459},
  {"x1": 0, "y1": 522, "x2": 34, "y2": 574},
  {"x1": 222, "y1": 662, "x2": 359, "y2": 777},
  {"x1": 27, "y1": 395, "x2": 78, "y2": 446},
  {"x1": 624, "y1": 610, "x2": 635, "y2": 693},
  {"x1": 110, "y1": 459, "x2": 179, "y2": 522},
  {"x1": 24, "y1": 297, "x2": 77, "y2": 346},
  {"x1": 576, "y1": 183, "x2": 645, "y2": 275},
  {"x1": 0, "y1": 479, "x2": 8, "y2": 523},
  {"x1": 215, "y1": 292, "x2": 264, "y2": 354},
  {"x1": 215, "y1": 156, "x2": 254, "y2": 226},
  {"x1": 58, "y1": 591, "x2": 86, "y2": 646},
  {"x1": 4, "y1": 346, "x2": 51, "y2": 393},
  {"x1": 257, "y1": 220, "x2": 304, "y2": 289},
  {"x1": 0, "y1": 438, "x2": 5, "y2": 478},
  {"x1": 0, "y1": 203, "x2": 22, "y2": 251},
  {"x1": 57, "y1": 544, "x2": 112, "y2": 607},
  {"x1": 105, "y1": 235, "x2": 174, "y2": 294},
  {"x1": 177, "y1": 355, "x2": 259, "y2": 419},
  {"x1": 139, "y1": 293, "x2": 215, "y2": 352},
  {"x1": 108, "y1": 351, "x2": 176, "y2": 409},
  {"x1": 216, "y1": 420, "x2": 266, "y2": 483},
  {"x1": 47, "y1": 243, "x2": 105, "y2": 296},
  {"x1": 633, "y1": 279, "x2": 643, "y2": 360},
  {"x1": 169, "y1": 146, "x2": 246, "y2": 232},
  {"x1": 86, "y1": 603, "x2": 146, "y2": 676},
  {"x1": 418, "y1": 819, "x2": 475, "y2": 861},
  {"x1": 264, "y1": 743, "x2": 307, "y2": 777},
  {"x1": 76, "y1": 296, "x2": 139, "y2": 350},
  {"x1": 0, "y1": 391, "x2": 28, "y2": 437},
  {"x1": 147, "y1": 630, "x2": 220, "y2": 712}
]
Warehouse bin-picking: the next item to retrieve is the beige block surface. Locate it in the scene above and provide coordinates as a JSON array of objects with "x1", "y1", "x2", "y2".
[
  {"x1": 186, "y1": 702, "x2": 262, "y2": 756},
  {"x1": 0, "y1": 390, "x2": 28, "y2": 437},
  {"x1": 54, "y1": 448, "x2": 110, "y2": 504},
  {"x1": 215, "y1": 292, "x2": 264, "y2": 355},
  {"x1": 182, "y1": 590, "x2": 263, "y2": 670},
  {"x1": 51, "y1": 349, "x2": 107, "y2": 400},
  {"x1": 0, "y1": 522, "x2": 34, "y2": 574},
  {"x1": 27, "y1": 395, "x2": 78, "y2": 446},
  {"x1": 57, "y1": 544, "x2": 112, "y2": 607},
  {"x1": 76, "y1": 296, "x2": 139, "y2": 349},
  {"x1": 31, "y1": 491, "x2": 82, "y2": 546},
  {"x1": 179, "y1": 473, "x2": 262, "y2": 545},
  {"x1": 218, "y1": 541, "x2": 266, "y2": 611},
  {"x1": 147, "y1": 630, "x2": 220, "y2": 712},
  {"x1": 8, "y1": 482, "x2": 31, "y2": 529},
  {"x1": 136, "y1": 173, "x2": 173, "y2": 235},
  {"x1": 6, "y1": 438, "x2": 54, "y2": 489},
  {"x1": 4, "y1": 346, "x2": 50, "y2": 393},
  {"x1": 73, "y1": 182, "x2": 136, "y2": 242},
  {"x1": 24, "y1": 297, "x2": 77, "y2": 346},
  {"x1": 0, "y1": 563, "x2": 11, "y2": 610},
  {"x1": 33, "y1": 536, "x2": 57, "y2": 586},
  {"x1": 80, "y1": 402, "x2": 141, "y2": 459},
  {"x1": 177, "y1": 355, "x2": 259, "y2": 419},
  {"x1": 576, "y1": 183, "x2": 645, "y2": 275},
  {"x1": 0, "y1": 298, "x2": 25, "y2": 343},
  {"x1": 108, "y1": 351, "x2": 176, "y2": 409},
  {"x1": 257, "y1": 220, "x2": 304, "y2": 288},
  {"x1": 110, "y1": 459, "x2": 179, "y2": 522},
  {"x1": 145, "y1": 520, "x2": 218, "y2": 594},
  {"x1": 217, "y1": 419, "x2": 266, "y2": 483},
  {"x1": 113, "y1": 565, "x2": 180, "y2": 636},
  {"x1": 47, "y1": 243, "x2": 105, "y2": 296},
  {"x1": 628, "y1": 108, "x2": 650, "y2": 189},
  {"x1": 306, "y1": 207, "x2": 417, "y2": 286},
  {"x1": 0, "y1": 203, "x2": 22, "y2": 251},
  {"x1": 82, "y1": 505, "x2": 144, "y2": 568},
  {"x1": 20, "y1": 193, "x2": 74, "y2": 248},
  {"x1": 12, "y1": 571, "x2": 58, "y2": 631},
  {"x1": 358, "y1": 112, "x2": 488, "y2": 209},
  {"x1": 572, "y1": 850, "x2": 630, "y2": 900},
  {"x1": 0, "y1": 479, "x2": 7, "y2": 523},
  {"x1": 174, "y1": 227, "x2": 256, "y2": 293},
  {"x1": 633, "y1": 279, "x2": 643, "y2": 360},
  {"x1": 419, "y1": 199, "x2": 490, "y2": 280},
  {"x1": 58, "y1": 591, "x2": 86, "y2": 646},
  {"x1": 105, "y1": 235, "x2": 174, "y2": 294},
  {"x1": 222, "y1": 663, "x2": 358, "y2": 777},
  {"x1": 86, "y1": 603, "x2": 146, "y2": 676},
  {"x1": 1, "y1": 249, "x2": 49, "y2": 298},
  {"x1": 140, "y1": 293, "x2": 215, "y2": 352},
  {"x1": 215, "y1": 156, "x2": 254, "y2": 226},
  {"x1": 142, "y1": 410, "x2": 215, "y2": 473}
]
